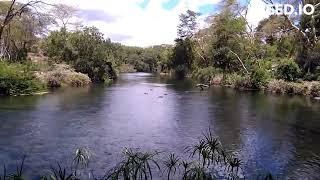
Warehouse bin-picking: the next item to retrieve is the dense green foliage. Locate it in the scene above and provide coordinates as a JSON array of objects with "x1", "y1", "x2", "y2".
[
  {"x1": 0, "y1": 61, "x2": 45, "y2": 95},
  {"x1": 44, "y1": 28, "x2": 172, "y2": 81},
  {"x1": 192, "y1": 67, "x2": 220, "y2": 84},
  {"x1": 250, "y1": 65, "x2": 271, "y2": 88},
  {"x1": 44, "y1": 27, "x2": 117, "y2": 82},
  {"x1": 276, "y1": 59, "x2": 301, "y2": 82},
  {"x1": 170, "y1": 38, "x2": 194, "y2": 78},
  {"x1": 1, "y1": 0, "x2": 320, "y2": 97}
]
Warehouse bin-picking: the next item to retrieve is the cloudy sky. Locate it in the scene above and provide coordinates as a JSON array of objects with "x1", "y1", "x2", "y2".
[{"x1": 39, "y1": 0, "x2": 270, "y2": 47}]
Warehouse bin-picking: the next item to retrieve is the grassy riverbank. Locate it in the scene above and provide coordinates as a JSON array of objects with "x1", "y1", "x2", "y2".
[
  {"x1": 192, "y1": 62, "x2": 320, "y2": 98},
  {"x1": 207, "y1": 74, "x2": 320, "y2": 97},
  {"x1": 0, "y1": 61, "x2": 92, "y2": 96}
]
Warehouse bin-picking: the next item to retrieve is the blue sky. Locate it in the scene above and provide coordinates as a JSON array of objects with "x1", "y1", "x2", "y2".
[
  {"x1": 41, "y1": 0, "x2": 268, "y2": 47},
  {"x1": 138, "y1": 0, "x2": 217, "y2": 15}
]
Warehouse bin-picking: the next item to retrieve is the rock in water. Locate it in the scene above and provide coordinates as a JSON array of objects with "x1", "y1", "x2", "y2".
[{"x1": 196, "y1": 84, "x2": 209, "y2": 90}]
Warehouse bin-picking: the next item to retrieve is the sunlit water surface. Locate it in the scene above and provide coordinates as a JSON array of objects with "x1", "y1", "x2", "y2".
[{"x1": 1, "y1": 73, "x2": 320, "y2": 179}]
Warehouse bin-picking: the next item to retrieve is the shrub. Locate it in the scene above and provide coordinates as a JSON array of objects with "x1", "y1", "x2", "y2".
[
  {"x1": 210, "y1": 74, "x2": 223, "y2": 85},
  {"x1": 250, "y1": 66, "x2": 271, "y2": 89},
  {"x1": 45, "y1": 27, "x2": 117, "y2": 82},
  {"x1": 118, "y1": 64, "x2": 136, "y2": 73},
  {"x1": 66, "y1": 73, "x2": 92, "y2": 87},
  {"x1": 0, "y1": 62, "x2": 46, "y2": 95},
  {"x1": 222, "y1": 73, "x2": 241, "y2": 86},
  {"x1": 192, "y1": 67, "x2": 221, "y2": 83},
  {"x1": 234, "y1": 75, "x2": 253, "y2": 89},
  {"x1": 310, "y1": 82, "x2": 320, "y2": 97},
  {"x1": 267, "y1": 79, "x2": 288, "y2": 94},
  {"x1": 286, "y1": 82, "x2": 309, "y2": 95},
  {"x1": 276, "y1": 59, "x2": 301, "y2": 82},
  {"x1": 36, "y1": 64, "x2": 91, "y2": 88},
  {"x1": 47, "y1": 74, "x2": 62, "y2": 87}
]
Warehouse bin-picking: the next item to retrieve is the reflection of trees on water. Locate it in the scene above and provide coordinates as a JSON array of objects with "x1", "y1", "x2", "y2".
[
  {"x1": 203, "y1": 88, "x2": 320, "y2": 178},
  {"x1": 1, "y1": 74, "x2": 320, "y2": 178}
]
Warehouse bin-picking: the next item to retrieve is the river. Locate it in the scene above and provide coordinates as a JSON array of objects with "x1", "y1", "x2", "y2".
[{"x1": 0, "y1": 73, "x2": 320, "y2": 179}]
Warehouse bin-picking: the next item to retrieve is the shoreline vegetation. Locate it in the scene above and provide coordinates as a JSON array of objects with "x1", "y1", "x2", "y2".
[
  {"x1": 1, "y1": 1, "x2": 320, "y2": 98},
  {"x1": 191, "y1": 70, "x2": 320, "y2": 98}
]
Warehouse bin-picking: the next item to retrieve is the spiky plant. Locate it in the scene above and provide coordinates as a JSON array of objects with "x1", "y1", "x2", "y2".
[
  {"x1": 73, "y1": 147, "x2": 92, "y2": 176},
  {"x1": 180, "y1": 160, "x2": 191, "y2": 180},
  {"x1": 6, "y1": 156, "x2": 26, "y2": 180},
  {"x1": 45, "y1": 163, "x2": 74, "y2": 180},
  {"x1": 227, "y1": 157, "x2": 242, "y2": 173},
  {"x1": 163, "y1": 153, "x2": 180, "y2": 180},
  {"x1": 203, "y1": 130, "x2": 221, "y2": 164},
  {"x1": 182, "y1": 163, "x2": 213, "y2": 180},
  {"x1": 186, "y1": 139, "x2": 207, "y2": 160},
  {"x1": 1, "y1": 165, "x2": 7, "y2": 180},
  {"x1": 105, "y1": 148, "x2": 160, "y2": 180},
  {"x1": 217, "y1": 148, "x2": 229, "y2": 165},
  {"x1": 73, "y1": 148, "x2": 92, "y2": 168}
]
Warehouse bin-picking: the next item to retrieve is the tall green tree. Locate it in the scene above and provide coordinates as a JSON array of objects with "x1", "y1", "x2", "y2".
[
  {"x1": 208, "y1": 1, "x2": 247, "y2": 74},
  {"x1": 171, "y1": 10, "x2": 199, "y2": 78}
]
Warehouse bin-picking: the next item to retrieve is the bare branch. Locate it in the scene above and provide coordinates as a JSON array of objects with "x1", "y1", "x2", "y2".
[{"x1": 229, "y1": 49, "x2": 249, "y2": 74}]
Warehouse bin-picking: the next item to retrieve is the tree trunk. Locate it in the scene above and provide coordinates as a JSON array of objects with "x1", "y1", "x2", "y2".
[{"x1": 0, "y1": 26, "x2": 4, "y2": 42}]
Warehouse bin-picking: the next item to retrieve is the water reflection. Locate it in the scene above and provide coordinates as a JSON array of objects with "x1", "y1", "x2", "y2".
[{"x1": 0, "y1": 73, "x2": 319, "y2": 178}]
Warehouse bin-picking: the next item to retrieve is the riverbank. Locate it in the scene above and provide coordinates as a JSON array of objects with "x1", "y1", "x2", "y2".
[
  {"x1": 1, "y1": 73, "x2": 320, "y2": 179},
  {"x1": 0, "y1": 61, "x2": 92, "y2": 96},
  {"x1": 208, "y1": 73, "x2": 320, "y2": 98}
]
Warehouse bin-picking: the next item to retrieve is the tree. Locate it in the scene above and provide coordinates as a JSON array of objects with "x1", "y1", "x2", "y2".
[
  {"x1": 263, "y1": 0, "x2": 320, "y2": 73},
  {"x1": 45, "y1": 27, "x2": 118, "y2": 82},
  {"x1": 0, "y1": 0, "x2": 52, "y2": 60},
  {"x1": 170, "y1": 38, "x2": 194, "y2": 78},
  {"x1": 49, "y1": 4, "x2": 79, "y2": 30},
  {"x1": 177, "y1": 10, "x2": 200, "y2": 39},
  {"x1": 255, "y1": 15, "x2": 297, "y2": 58},
  {"x1": 208, "y1": 2, "x2": 248, "y2": 74},
  {"x1": 170, "y1": 10, "x2": 200, "y2": 78}
]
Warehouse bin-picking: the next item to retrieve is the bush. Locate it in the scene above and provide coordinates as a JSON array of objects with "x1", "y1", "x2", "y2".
[
  {"x1": 267, "y1": 79, "x2": 288, "y2": 94},
  {"x1": 66, "y1": 73, "x2": 92, "y2": 87},
  {"x1": 118, "y1": 64, "x2": 136, "y2": 73},
  {"x1": 222, "y1": 73, "x2": 240, "y2": 86},
  {"x1": 234, "y1": 75, "x2": 253, "y2": 89},
  {"x1": 250, "y1": 66, "x2": 271, "y2": 89},
  {"x1": 286, "y1": 82, "x2": 309, "y2": 95},
  {"x1": 210, "y1": 74, "x2": 223, "y2": 85},
  {"x1": 310, "y1": 82, "x2": 320, "y2": 97},
  {"x1": 0, "y1": 62, "x2": 46, "y2": 95},
  {"x1": 36, "y1": 64, "x2": 91, "y2": 88},
  {"x1": 267, "y1": 79, "x2": 310, "y2": 95},
  {"x1": 45, "y1": 27, "x2": 117, "y2": 82},
  {"x1": 276, "y1": 59, "x2": 301, "y2": 82},
  {"x1": 192, "y1": 67, "x2": 221, "y2": 83}
]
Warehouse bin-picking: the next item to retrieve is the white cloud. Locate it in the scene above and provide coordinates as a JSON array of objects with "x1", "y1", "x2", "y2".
[
  {"x1": 20, "y1": 0, "x2": 270, "y2": 46},
  {"x1": 34, "y1": 0, "x2": 221, "y2": 47}
]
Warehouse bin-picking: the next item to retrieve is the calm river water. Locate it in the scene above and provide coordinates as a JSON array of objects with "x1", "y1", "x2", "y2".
[{"x1": 0, "y1": 73, "x2": 320, "y2": 179}]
